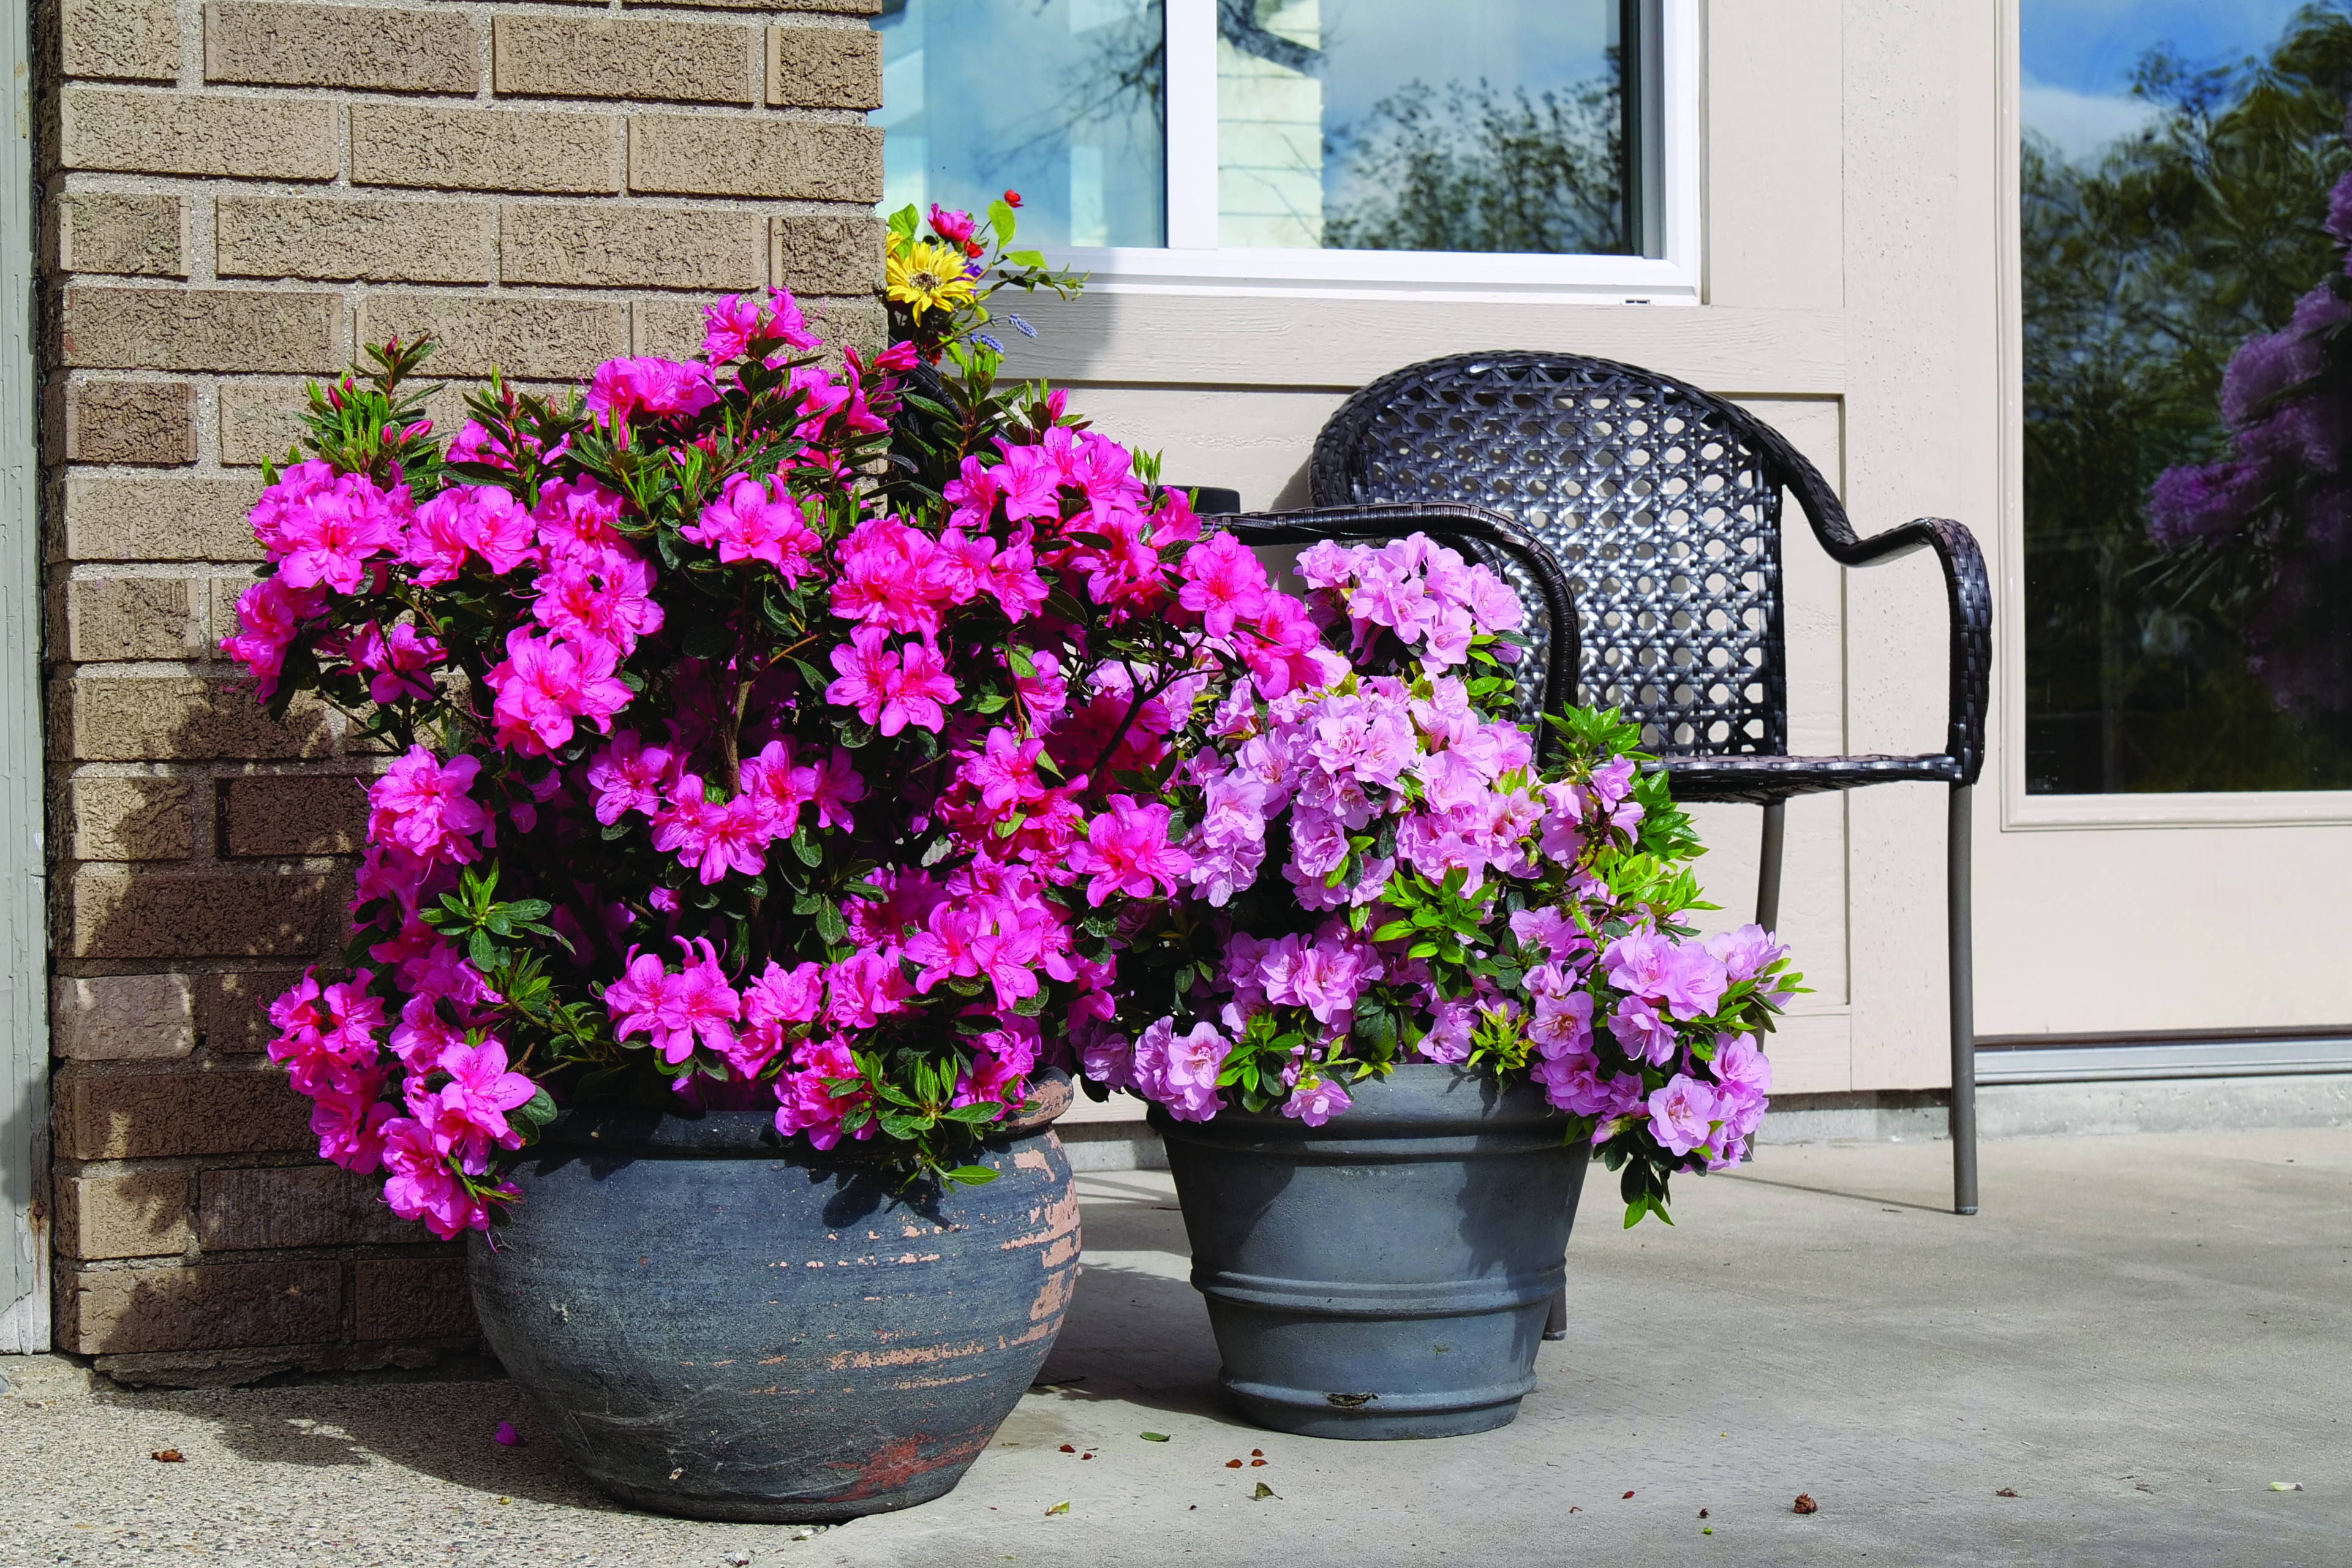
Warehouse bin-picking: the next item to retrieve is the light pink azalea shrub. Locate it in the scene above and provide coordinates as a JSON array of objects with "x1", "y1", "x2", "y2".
[
  {"x1": 228, "y1": 273, "x2": 1365, "y2": 1236},
  {"x1": 1095, "y1": 536, "x2": 1804, "y2": 1225}
]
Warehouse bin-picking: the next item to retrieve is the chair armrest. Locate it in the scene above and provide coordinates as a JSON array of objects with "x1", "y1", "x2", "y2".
[
  {"x1": 1738, "y1": 421, "x2": 1992, "y2": 788},
  {"x1": 1213, "y1": 502, "x2": 1580, "y2": 739}
]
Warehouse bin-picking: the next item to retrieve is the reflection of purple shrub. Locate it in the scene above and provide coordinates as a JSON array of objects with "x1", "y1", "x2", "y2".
[{"x1": 2146, "y1": 151, "x2": 2352, "y2": 716}]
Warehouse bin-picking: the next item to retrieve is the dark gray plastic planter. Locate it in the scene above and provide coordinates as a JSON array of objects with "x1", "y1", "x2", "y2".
[
  {"x1": 469, "y1": 1076, "x2": 1078, "y2": 1521},
  {"x1": 1153, "y1": 1065, "x2": 1588, "y2": 1439}
]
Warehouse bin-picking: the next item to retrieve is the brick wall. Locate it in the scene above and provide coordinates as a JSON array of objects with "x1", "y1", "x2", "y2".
[{"x1": 37, "y1": 0, "x2": 883, "y2": 1382}]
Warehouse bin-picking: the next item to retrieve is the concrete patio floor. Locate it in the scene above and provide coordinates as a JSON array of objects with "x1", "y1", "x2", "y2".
[{"x1": 2, "y1": 1128, "x2": 2346, "y2": 1567}]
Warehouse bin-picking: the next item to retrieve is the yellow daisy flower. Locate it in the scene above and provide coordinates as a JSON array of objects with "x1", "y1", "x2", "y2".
[{"x1": 886, "y1": 239, "x2": 979, "y2": 320}]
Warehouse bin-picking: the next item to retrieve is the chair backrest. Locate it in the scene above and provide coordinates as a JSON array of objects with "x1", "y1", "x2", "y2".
[{"x1": 1311, "y1": 352, "x2": 1811, "y2": 761}]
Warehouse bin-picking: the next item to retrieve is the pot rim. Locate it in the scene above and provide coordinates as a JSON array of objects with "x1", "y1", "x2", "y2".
[
  {"x1": 535, "y1": 1068, "x2": 1072, "y2": 1157},
  {"x1": 1147, "y1": 1063, "x2": 1568, "y2": 1139}
]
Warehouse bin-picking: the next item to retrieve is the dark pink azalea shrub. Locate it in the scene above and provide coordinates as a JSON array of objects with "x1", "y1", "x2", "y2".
[{"x1": 225, "y1": 280, "x2": 1351, "y2": 1238}]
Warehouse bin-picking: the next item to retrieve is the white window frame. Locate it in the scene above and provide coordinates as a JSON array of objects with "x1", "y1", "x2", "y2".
[{"x1": 1032, "y1": 0, "x2": 1702, "y2": 304}]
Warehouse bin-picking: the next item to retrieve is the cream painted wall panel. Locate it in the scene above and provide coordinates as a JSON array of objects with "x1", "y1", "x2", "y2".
[
  {"x1": 1053, "y1": 385, "x2": 1345, "y2": 510},
  {"x1": 1836, "y1": 0, "x2": 1988, "y2": 1091},
  {"x1": 998, "y1": 295, "x2": 1844, "y2": 394},
  {"x1": 1975, "y1": 827, "x2": 2352, "y2": 1039},
  {"x1": 1706, "y1": 0, "x2": 1844, "y2": 310}
]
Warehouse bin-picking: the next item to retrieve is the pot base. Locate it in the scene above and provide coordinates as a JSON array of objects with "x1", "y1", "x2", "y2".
[
  {"x1": 1156, "y1": 1066, "x2": 1588, "y2": 1442},
  {"x1": 598, "y1": 1464, "x2": 965, "y2": 1524}
]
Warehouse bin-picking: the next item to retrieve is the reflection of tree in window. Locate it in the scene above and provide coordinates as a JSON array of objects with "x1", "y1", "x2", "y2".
[
  {"x1": 2022, "y1": 9, "x2": 2352, "y2": 791},
  {"x1": 1320, "y1": 62, "x2": 1627, "y2": 255}
]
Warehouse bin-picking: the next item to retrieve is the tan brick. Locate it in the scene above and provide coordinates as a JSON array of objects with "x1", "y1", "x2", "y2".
[
  {"x1": 53, "y1": 675, "x2": 332, "y2": 761},
  {"x1": 56, "y1": 1172, "x2": 192, "y2": 1260},
  {"x1": 351, "y1": 104, "x2": 622, "y2": 195},
  {"x1": 493, "y1": 14, "x2": 758, "y2": 105},
  {"x1": 59, "y1": 380, "x2": 198, "y2": 466},
  {"x1": 54, "y1": 1064, "x2": 316, "y2": 1161},
  {"x1": 53, "y1": 193, "x2": 187, "y2": 277},
  {"x1": 63, "y1": 472, "x2": 266, "y2": 561},
  {"x1": 59, "y1": 285, "x2": 342, "y2": 375},
  {"x1": 204, "y1": 1, "x2": 478, "y2": 93},
  {"x1": 772, "y1": 211, "x2": 881, "y2": 296},
  {"x1": 61, "y1": 0, "x2": 181, "y2": 81},
  {"x1": 224, "y1": 774, "x2": 368, "y2": 856},
  {"x1": 767, "y1": 23, "x2": 880, "y2": 110},
  {"x1": 356, "y1": 1259, "x2": 477, "y2": 1340},
  {"x1": 64, "y1": 575, "x2": 207, "y2": 661},
  {"x1": 357, "y1": 292, "x2": 627, "y2": 379},
  {"x1": 217, "y1": 379, "x2": 305, "y2": 467},
  {"x1": 51, "y1": 973, "x2": 196, "y2": 1058},
  {"x1": 69, "y1": 868, "x2": 346, "y2": 959},
  {"x1": 61, "y1": 777, "x2": 195, "y2": 862},
  {"x1": 807, "y1": 295, "x2": 884, "y2": 358},
  {"x1": 200, "y1": 1164, "x2": 423, "y2": 1250},
  {"x1": 218, "y1": 197, "x2": 497, "y2": 284},
  {"x1": 629, "y1": 113, "x2": 878, "y2": 200},
  {"x1": 636, "y1": 292, "x2": 881, "y2": 360},
  {"x1": 58, "y1": 88, "x2": 338, "y2": 180},
  {"x1": 197, "y1": 967, "x2": 306, "y2": 1054},
  {"x1": 499, "y1": 202, "x2": 762, "y2": 290},
  {"x1": 60, "y1": 1259, "x2": 339, "y2": 1354}
]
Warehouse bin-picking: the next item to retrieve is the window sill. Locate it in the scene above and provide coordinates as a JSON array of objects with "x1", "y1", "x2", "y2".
[{"x1": 1034, "y1": 246, "x2": 1701, "y2": 305}]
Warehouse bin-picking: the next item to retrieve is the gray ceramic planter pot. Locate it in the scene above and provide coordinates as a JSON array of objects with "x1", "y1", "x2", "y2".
[
  {"x1": 1152, "y1": 1065, "x2": 1588, "y2": 1439},
  {"x1": 469, "y1": 1075, "x2": 1078, "y2": 1521}
]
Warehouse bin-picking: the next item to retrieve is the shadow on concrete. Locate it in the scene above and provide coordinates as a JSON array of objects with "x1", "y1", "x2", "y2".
[
  {"x1": 1720, "y1": 1171, "x2": 1956, "y2": 1217},
  {"x1": 96, "y1": 1376, "x2": 610, "y2": 1509}
]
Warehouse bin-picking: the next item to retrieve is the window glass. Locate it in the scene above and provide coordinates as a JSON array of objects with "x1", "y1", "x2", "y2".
[
  {"x1": 1217, "y1": 0, "x2": 1630, "y2": 252},
  {"x1": 2022, "y1": 2, "x2": 2352, "y2": 791},
  {"x1": 873, "y1": 0, "x2": 1167, "y2": 248}
]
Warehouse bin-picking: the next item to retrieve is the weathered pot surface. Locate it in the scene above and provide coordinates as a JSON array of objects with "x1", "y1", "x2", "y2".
[
  {"x1": 1153, "y1": 1063, "x2": 1587, "y2": 1440},
  {"x1": 469, "y1": 1072, "x2": 1079, "y2": 1520}
]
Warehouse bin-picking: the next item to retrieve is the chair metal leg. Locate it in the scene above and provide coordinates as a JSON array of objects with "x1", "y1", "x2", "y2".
[
  {"x1": 1755, "y1": 799, "x2": 1786, "y2": 930},
  {"x1": 1949, "y1": 784, "x2": 1978, "y2": 1216}
]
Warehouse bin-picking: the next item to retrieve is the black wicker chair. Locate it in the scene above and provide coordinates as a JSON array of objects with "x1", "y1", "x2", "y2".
[{"x1": 1304, "y1": 352, "x2": 1993, "y2": 1216}]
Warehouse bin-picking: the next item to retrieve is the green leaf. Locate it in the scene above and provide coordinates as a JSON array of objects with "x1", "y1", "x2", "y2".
[
  {"x1": 944, "y1": 1102, "x2": 1008, "y2": 1124},
  {"x1": 944, "y1": 1164, "x2": 1000, "y2": 1186},
  {"x1": 988, "y1": 198, "x2": 1017, "y2": 247},
  {"x1": 1139, "y1": 1431, "x2": 1170, "y2": 1442},
  {"x1": 813, "y1": 899, "x2": 848, "y2": 944}
]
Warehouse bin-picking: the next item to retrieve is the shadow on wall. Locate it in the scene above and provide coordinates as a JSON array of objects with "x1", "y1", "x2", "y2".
[
  {"x1": 53, "y1": 677, "x2": 475, "y2": 1379},
  {"x1": 993, "y1": 290, "x2": 1340, "y2": 512}
]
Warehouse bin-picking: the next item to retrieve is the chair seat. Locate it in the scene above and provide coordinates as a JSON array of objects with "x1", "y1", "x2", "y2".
[{"x1": 1654, "y1": 753, "x2": 1964, "y2": 805}]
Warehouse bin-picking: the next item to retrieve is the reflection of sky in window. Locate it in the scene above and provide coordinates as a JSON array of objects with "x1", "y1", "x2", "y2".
[
  {"x1": 1306, "y1": 0, "x2": 1616, "y2": 224},
  {"x1": 871, "y1": 0, "x2": 1166, "y2": 247},
  {"x1": 2022, "y1": 1, "x2": 2309, "y2": 162},
  {"x1": 1313, "y1": 0, "x2": 1611, "y2": 132}
]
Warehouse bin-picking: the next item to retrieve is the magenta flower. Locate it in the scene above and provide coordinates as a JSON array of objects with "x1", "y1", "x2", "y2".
[
  {"x1": 824, "y1": 626, "x2": 957, "y2": 736},
  {"x1": 367, "y1": 747, "x2": 489, "y2": 867},
  {"x1": 652, "y1": 777, "x2": 772, "y2": 884},
  {"x1": 414, "y1": 1038, "x2": 538, "y2": 1161},
  {"x1": 586, "y1": 356, "x2": 718, "y2": 424},
  {"x1": 220, "y1": 576, "x2": 328, "y2": 699},
  {"x1": 1070, "y1": 796, "x2": 1193, "y2": 907},
  {"x1": 252, "y1": 469, "x2": 407, "y2": 594},
  {"x1": 682, "y1": 474, "x2": 821, "y2": 581},
  {"x1": 1177, "y1": 533, "x2": 1272, "y2": 639},
  {"x1": 585, "y1": 731, "x2": 676, "y2": 825},
  {"x1": 485, "y1": 627, "x2": 633, "y2": 755}
]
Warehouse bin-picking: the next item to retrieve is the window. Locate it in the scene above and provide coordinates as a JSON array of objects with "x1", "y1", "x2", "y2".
[
  {"x1": 872, "y1": 0, "x2": 1696, "y2": 297},
  {"x1": 2021, "y1": 2, "x2": 2352, "y2": 793}
]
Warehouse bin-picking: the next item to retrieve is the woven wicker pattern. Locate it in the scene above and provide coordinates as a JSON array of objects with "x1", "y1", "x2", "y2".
[{"x1": 1312, "y1": 352, "x2": 1992, "y2": 803}]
